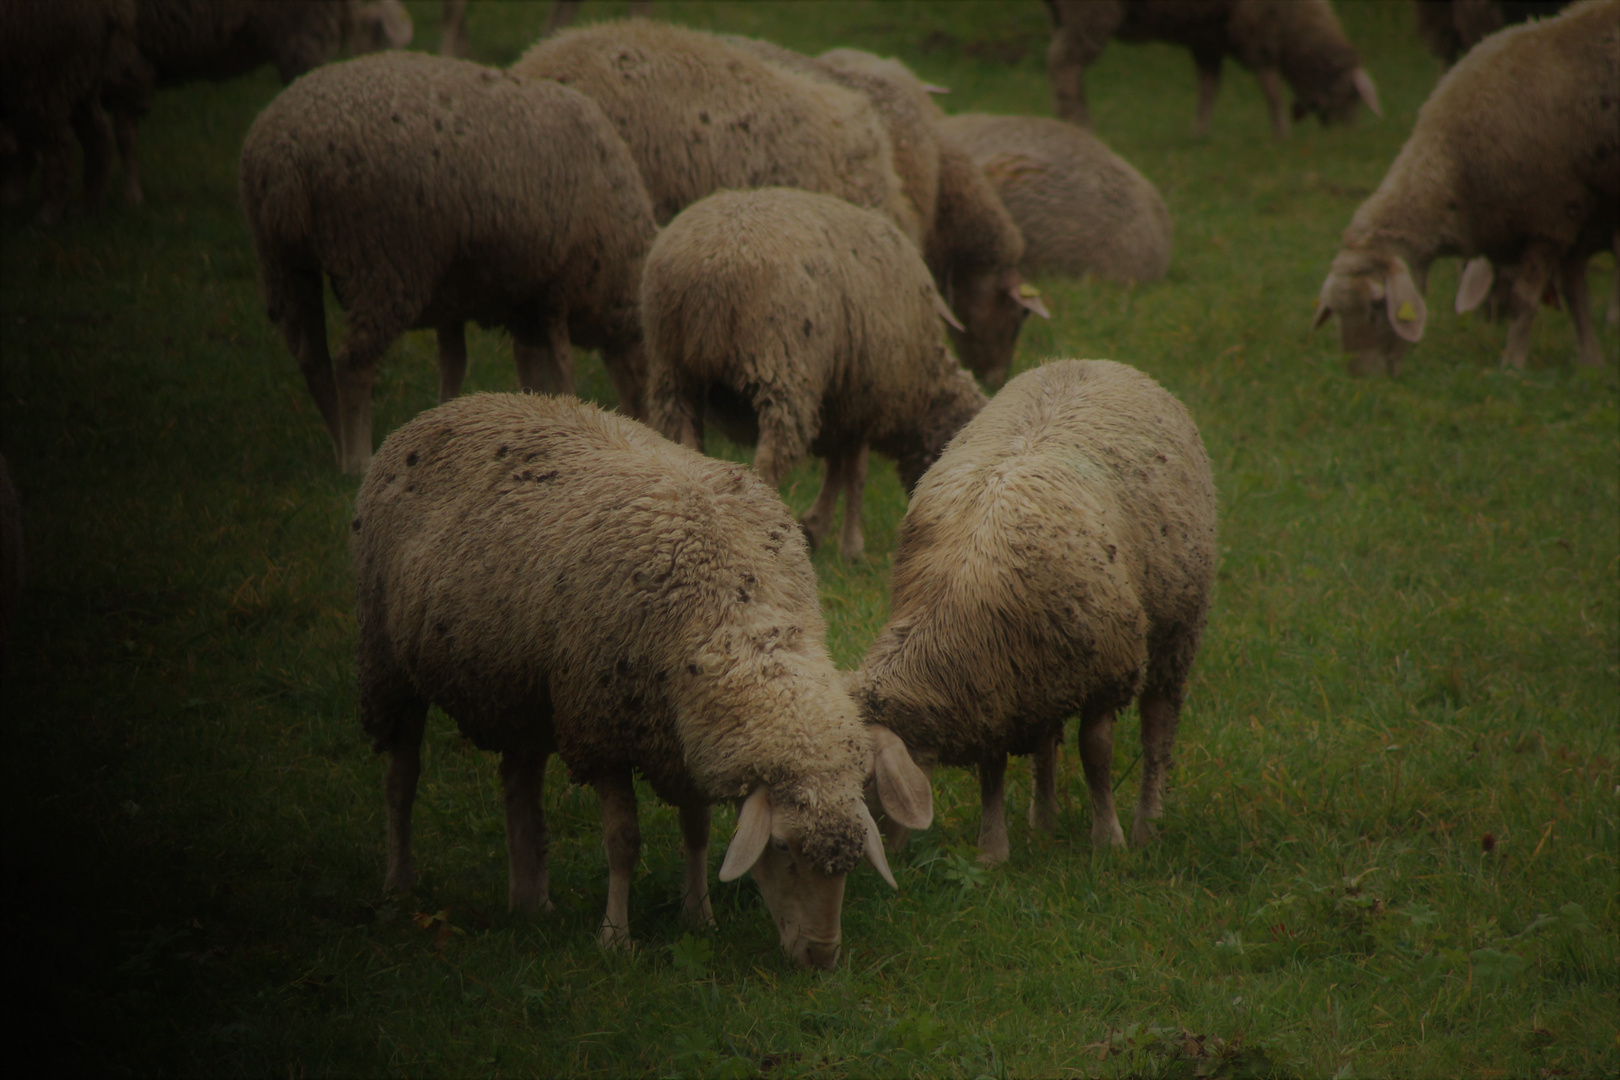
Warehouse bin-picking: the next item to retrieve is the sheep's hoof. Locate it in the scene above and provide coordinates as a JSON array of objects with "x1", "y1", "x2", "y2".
[
  {"x1": 598, "y1": 921, "x2": 631, "y2": 950},
  {"x1": 1028, "y1": 797, "x2": 1058, "y2": 833},
  {"x1": 1091, "y1": 821, "x2": 1126, "y2": 849},
  {"x1": 975, "y1": 846, "x2": 1009, "y2": 867}
]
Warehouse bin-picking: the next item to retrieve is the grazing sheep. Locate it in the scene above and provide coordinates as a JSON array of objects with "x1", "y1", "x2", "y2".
[
  {"x1": 240, "y1": 51, "x2": 657, "y2": 475},
  {"x1": 941, "y1": 112, "x2": 1173, "y2": 284},
  {"x1": 643, "y1": 188, "x2": 987, "y2": 562},
  {"x1": 511, "y1": 20, "x2": 920, "y2": 246},
  {"x1": 857, "y1": 360, "x2": 1217, "y2": 861},
  {"x1": 352, "y1": 392, "x2": 933, "y2": 969},
  {"x1": 0, "y1": 455, "x2": 21, "y2": 681},
  {"x1": 0, "y1": 0, "x2": 135, "y2": 225},
  {"x1": 818, "y1": 48, "x2": 954, "y2": 103},
  {"x1": 1043, "y1": 0, "x2": 1381, "y2": 138},
  {"x1": 103, "y1": 0, "x2": 411, "y2": 207},
  {"x1": 722, "y1": 37, "x2": 1045, "y2": 388},
  {"x1": 1413, "y1": 0, "x2": 1571, "y2": 66},
  {"x1": 1312, "y1": 0, "x2": 1619, "y2": 373}
]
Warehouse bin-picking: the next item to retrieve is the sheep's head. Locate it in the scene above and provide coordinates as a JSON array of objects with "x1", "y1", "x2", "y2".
[
  {"x1": 718, "y1": 725, "x2": 932, "y2": 970},
  {"x1": 1293, "y1": 66, "x2": 1381, "y2": 128},
  {"x1": 944, "y1": 266, "x2": 1049, "y2": 389},
  {"x1": 1312, "y1": 250, "x2": 1426, "y2": 377}
]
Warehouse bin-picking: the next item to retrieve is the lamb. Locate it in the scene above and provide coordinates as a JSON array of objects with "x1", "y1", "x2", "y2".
[
  {"x1": 511, "y1": 21, "x2": 920, "y2": 251},
  {"x1": 104, "y1": 0, "x2": 412, "y2": 207},
  {"x1": 351, "y1": 392, "x2": 934, "y2": 969},
  {"x1": 941, "y1": 113, "x2": 1173, "y2": 284},
  {"x1": 1043, "y1": 0, "x2": 1381, "y2": 139},
  {"x1": 0, "y1": 454, "x2": 22, "y2": 683},
  {"x1": 856, "y1": 360, "x2": 1217, "y2": 862},
  {"x1": 1413, "y1": 1, "x2": 1571, "y2": 66},
  {"x1": 0, "y1": 0, "x2": 135, "y2": 225},
  {"x1": 720, "y1": 38, "x2": 1046, "y2": 387},
  {"x1": 1312, "y1": 0, "x2": 1619, "y2": 374},
  {"x1": 239, "y1": 51, "x2": 658, "y2": 475},
  {"x1": 642, "y1": 188, "x2": 988, "y2": 563}
]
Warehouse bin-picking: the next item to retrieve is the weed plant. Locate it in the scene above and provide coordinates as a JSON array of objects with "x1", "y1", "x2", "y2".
[{"x1": 1, "y1": 2, "x2": 1615, "y2": 1077}]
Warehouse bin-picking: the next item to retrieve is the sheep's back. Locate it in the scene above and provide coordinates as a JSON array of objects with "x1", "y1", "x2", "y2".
[
  {"x1": 513, "y1": 20, "x2": 916, "y2": 241},
  {"x1": 240, "y1": 51, "x2": 652, "y2": 335},
  {"x1": 943, "y1": 113, "x2": 1170, "y2": 282},
  {"x1": 351, "y1": 394, "x2": 824, "y2": 793}
]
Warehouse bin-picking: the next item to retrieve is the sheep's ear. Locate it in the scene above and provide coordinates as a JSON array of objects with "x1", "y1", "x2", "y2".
[
  {"x1": 1456, "y1": 257, "x2": 1494, "y2": 314},
  {"x1": 356, "y1": 1, "x2": 414, "y2": 50},
  {"x1": 1351, "y1": 68, "x2": 1382, "y2": 118},
  {"x1": 1385, "y1": 258, "x2": 1427, "y2": 343},
  {"x1": 857, "y1": 800, "x2": 898, "y2": 889},
  {"x1": 922, "y1": 83, "x2": 951, "y2": 95},
  {"x1": 1310, "y1": 279, "x2": 1335, "y2": 332},
  {"x1": 931, "y1": 292, "x2": 965, "y2": 331},
  {"x1": 719, "y1": 786, "x2": 773, "y2": 882},
  {"x1": 869, "y1": 725, "x2": 933, "y2": 831},
  {"x1": 1009, "y1": 280, "x2": 1051, "y2": 319}
]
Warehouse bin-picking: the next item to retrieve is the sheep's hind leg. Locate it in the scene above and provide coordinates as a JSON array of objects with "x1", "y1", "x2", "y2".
[
  {"x1": 1079, "y1": 704, "x2": 1127, "y2": 848},
  {"x1": 1028, "y1": 728, "x2": 1060, "y2": 832},
  {"x1": 800, "y1": 455, "x2": 849, "y2": 554},
  {"x1": 1254, "y1": 67, "x2": 1288, "y2": 140},
  {"x1": 1130, "y1": 691, "x2": 1180, "y2": 846},
  {"x1": 1558, "y1": 252, "x2": 1603, "y2": 368},
  {"x1": 837, "y1": 445, "x2": 869, "y2": 562},
  {"x1": 513, "y1": 315, "x2": 573, "y2": 397},
  {"x1": 500, "y1": 748, "x2": 554, "y2": 913},
  {"x1": 1192, "y1": 52, "x2": 1223, "y2": 138},
  {"x1": 380, "y1": 702, "x2": 428, "y2": 896},
  {"x1": 282, "y1": 269, "x2": 343, "y2": 465},
  {"x1": 594, "y1": 769, "x2": 640, "y2": 948},
  {"x1": 602, "y1": 338, "x2": 649, "y2": 420},
  {"x1": 679, "y1": 804, "x2": 714, "y2": 927},
  {"x1": 436, "y1": 321, "x2": 468, "y2": 402},
  {"x1": 977, "y1": 753, "x2": 1011, "y2": 865},
  {"x1": 333, "y1": 327, "x2": 389, "y2": 476}
]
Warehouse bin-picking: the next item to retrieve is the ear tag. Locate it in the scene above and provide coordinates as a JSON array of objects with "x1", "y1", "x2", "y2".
[
  {"x1": 1396, "y1": 301, "x2": 1417, "y2": 322},
  {"x1": 1018, "y1": 283, "x2": 1040, "y2": 298}
]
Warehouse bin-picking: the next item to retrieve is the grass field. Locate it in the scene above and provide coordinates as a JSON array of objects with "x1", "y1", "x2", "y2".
[{"x1": 2, "y1": 1, "x2": 1616, "y2": 1076}]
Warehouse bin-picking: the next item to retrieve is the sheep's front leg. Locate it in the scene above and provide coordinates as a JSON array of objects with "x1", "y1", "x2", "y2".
[
  {"x1": 1559, "y1": 252, "x2": 1603, "y2": 368},
  {"x1": 382, "y1": 706, "x2": 429, "y2": 895},
  {"x1": 1028, "y1": 728, "x2": 1060, "y2": 833},
  {"x1": 500, "y1": 748, "x2": 554, "y2": 912},
  {"x1": 1502, "y1": 242, "x2": 1557, "y2": 370},
  {"x1": 1079, "y1": 706, "x2": 1127, "y2": 848},
  {"x1": 1130, "y1": 691, "x2": 1180, "y2": 846},
  {"x1": 334, "y1": 318, "x2": 393, "y2": 475},
  {"x1": 602, "y1": 338, "x2": 649, "y2": 420},
  {"x1": 1254, "y1": 66, "x2": 1288, "y2": 140},
  {"x1": 594, "y1": 769, "x2": 640, "y2": 948},
  {"x1": 679, "y1": 803, "x2": 714, "y2": 927},
  {"x1": 800, "y1": 455, "x2": 845, "y2": 553},
  {"x1": 437, "y1": 321, "x2": 468, "y2": 402},
  {"x1": 977, "y1": 753, "x2": 1010, "y2": 865},
  {"x1": 513, "y1": 315, "x2": 574, "y2": 397},
  {"x1": 838, "y1": 445, "x2": 869, "y2": 562}
]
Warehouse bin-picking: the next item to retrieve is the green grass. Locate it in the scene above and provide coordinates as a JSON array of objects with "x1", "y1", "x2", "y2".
[{"x1": 2, "y1": 1, "x2": 1615, "y2": 1076}]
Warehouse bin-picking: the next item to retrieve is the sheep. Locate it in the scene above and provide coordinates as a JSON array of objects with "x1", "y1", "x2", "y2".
[
  {"x1": 239, "y1": 50, "x2": 658, "y2": 476},
  {"x1": 856, "y1": 360, "x2": 1217, "y2": 862},
  {"x1": 103, "y1": 0, "x2": 412, "y2": 207},
  {"x1": 1312, "y1": 0, "x2": 1619, "y2": 374},
  {"x1": 511, "y1": 20, "x2": 920, "y2": 250},
  {"x1": 1413, "y1": 1, "x2": 1571, "y2": 66},
  {"x1": 1043, "y1": 0, "x2": 1381, "y2": 139},
  {"x1": 643, "y1": 187, "x2": 988, "y2": 563},
  {"x1": 818, "y1": 48, "x2": 953, "y2": 103},
  {"x1": 941, "y1": 112, "x2": 1173, "y2": 284},
  {"x1": 1452, "y1": 223, "x2": 1619, "y2": 367},
  {"x1": 0, "y1": 454, "x2": 21, "y2": 682},
  {"x1": 0, "y1": 0, "x2": 135, "y2": 225},
  {"x1": 351, "y1": 392, "x2": 934, "y2": 969},
  {"x1": 719, "y1": 37, "x2": 1046, "y2": 388}
]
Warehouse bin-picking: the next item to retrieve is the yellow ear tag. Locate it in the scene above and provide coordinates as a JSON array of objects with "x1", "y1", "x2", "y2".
[
  {"x1": 1396, "y1": 301, "x2": 1417, "y2": 322},
  {"x1": 1018, "y1": 283, "x2": 1040, "y2": 298}
]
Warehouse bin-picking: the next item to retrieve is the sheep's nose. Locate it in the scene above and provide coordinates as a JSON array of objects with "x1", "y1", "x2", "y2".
[{"x1": 795, "y1": 939, "x2": 841, "y2": 970}]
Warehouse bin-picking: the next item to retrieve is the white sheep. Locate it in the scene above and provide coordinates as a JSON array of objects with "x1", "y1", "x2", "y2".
[
  {"x1": 642, "y1": 187, "x2": 987, "y2": 562},
  {"x1": 857, "y1": 360, "x2": 1217, "y2": 861},
  {"x1": 721, "y1": 37, "x2": 1047, "y2": 387},
  {"x1": 1312, "y1": 0, "x2": 1618, "y2": 373},
  {"x1": 1044, "y1": 0, "x2": 1381, "y2": 138},
  {"x1": 351, "y1": 392, "x2": 933, "y2": 968},
  {"x1": 239, "y1": 51, "x2": 658, "y2": 475},
  {"x1": 941, "y1": 112, "x2": 1173, "y2": 284}
]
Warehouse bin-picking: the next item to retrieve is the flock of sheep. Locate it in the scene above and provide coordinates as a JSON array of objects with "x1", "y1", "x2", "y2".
[{"x1": 1, "y1": 0, "x2": 1615, "y2": 970}]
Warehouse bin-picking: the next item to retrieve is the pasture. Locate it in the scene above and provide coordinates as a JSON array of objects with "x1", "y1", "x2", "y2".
[{"x1": 1, "y1": 1, "x2": 1615, "y2": 1076}]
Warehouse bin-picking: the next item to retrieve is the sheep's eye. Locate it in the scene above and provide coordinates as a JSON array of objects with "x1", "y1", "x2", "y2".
[{"x1": 770, "y1": 838, "x2": 790, "y2": 853}]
